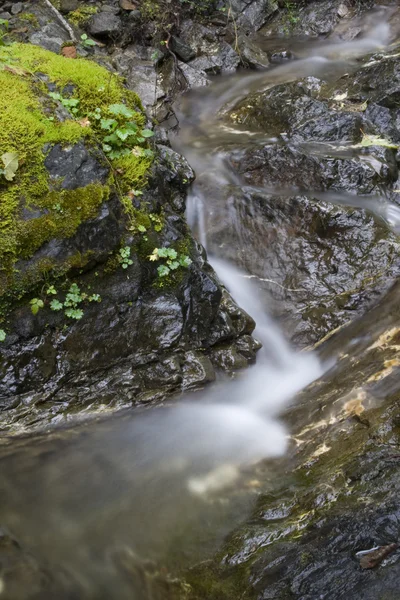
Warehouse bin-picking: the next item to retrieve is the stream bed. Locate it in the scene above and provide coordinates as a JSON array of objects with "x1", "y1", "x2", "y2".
[{"x1": 1, "y1": 5, "x2": 400, "y2": 600}]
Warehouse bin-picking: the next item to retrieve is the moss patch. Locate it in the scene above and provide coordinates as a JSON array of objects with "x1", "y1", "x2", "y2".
[
  {"x1": 0, "y1": 43, "x2": 153, "y2": 322},
  {"x1": 68, "y1": 6, "x2": 98, "y2": 27}
]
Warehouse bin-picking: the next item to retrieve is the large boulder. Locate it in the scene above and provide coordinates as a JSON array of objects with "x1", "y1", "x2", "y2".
[{"x1": 0, "y1": 44, "x2": 258, "y2": 433}]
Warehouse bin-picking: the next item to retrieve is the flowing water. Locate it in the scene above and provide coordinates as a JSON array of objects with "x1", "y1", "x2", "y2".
[{"x1": 1, "y1": 12, "x2": 400, "y2": 599}]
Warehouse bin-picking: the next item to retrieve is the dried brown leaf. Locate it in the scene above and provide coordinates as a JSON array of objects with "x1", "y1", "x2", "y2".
[
  {"x1": 119, "y1": 0, "x2": 137, "y2": 10},
  {"x1": 78, "y1": 117, "x2": 91, "y2": 128},
  {"x1": 61, "y1": 45, "x2": 77, "y2": 59}
]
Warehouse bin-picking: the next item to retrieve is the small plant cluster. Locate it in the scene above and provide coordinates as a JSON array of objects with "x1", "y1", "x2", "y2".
[
  {"x1": 48, "y1": 93, "x2": 155, "y2": 161},
  {"x1": 80, "y1": 33, "x2": 96, "y2": 48},
  {"x1": 118, "y1": 246, "x2": 133, "y2": 269},
  {"x1": 149, "y1": 247, "x2": 192, "y2": 278},
  {"x1": 30, "y1": 283, "x2": 101, "y2": 321},
  {"x1": 94, "y1": 103, "x2": 154, "y2": 160},
  {"x1": 49, "y1": 91, "x2": 80, "y2": 114}
]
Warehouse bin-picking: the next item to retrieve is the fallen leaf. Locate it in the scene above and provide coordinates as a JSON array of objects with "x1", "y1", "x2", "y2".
[
  {"x1": 11, "y1": 27, "x2": 28, "y2": 33},
  {"x1": 359, "y1": 544, "x2": 398, "y2": 569},
  {"x1": 356, "y1": 134, "x2": 398, "y2": 149},
  {"x1": 62, "y1": 45, "x2": 77, "y2": 59},
  {"x1": 119, "y1": 0, "x2": 137, "y2": 9},
  {"x1": 78, "y1": 117, "x2": 91, "y2": 128},
  {"x1": 3, "y1": 64, "x2": 29, "y2": 76},
  {"x1": 1, "y1": 152, "x2": 19, "y2": 181}
]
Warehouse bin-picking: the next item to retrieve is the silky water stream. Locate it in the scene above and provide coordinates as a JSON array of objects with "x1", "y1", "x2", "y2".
[{"x1": 1, "y1": 15, "x2": 400, "y2": 600}]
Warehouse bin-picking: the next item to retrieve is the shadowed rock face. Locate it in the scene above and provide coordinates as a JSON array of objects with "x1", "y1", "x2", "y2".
[
  {"x1": 0, "y1": 144, "x2": 258, "y2": 432},
  {"x1": 198, "y1": 39, "x2": 400, "y2": 345}
]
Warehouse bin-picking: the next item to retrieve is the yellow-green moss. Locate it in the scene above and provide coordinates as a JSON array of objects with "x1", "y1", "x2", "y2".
[
  {"x1": 0, "y1": 67, "x2": 85, "y2": 262},
  {"x1": 0, "y1": 43, "x2": 153, "y2": 318},
  {"x1": 112, "y1": 153, "x2": 153, "y2": 193},
  {"x1": 18, "y1": 13, "x2": 39, "y2": 27},
  {"x1": 68, "y1": 6, "x2": 98, "y2": 26},
  {"x1": 17, "y1": 183, "x2": 109, "y2": 259},
  {"x1": 0, "y1": 43, "x2": 143, "y2": 114}
]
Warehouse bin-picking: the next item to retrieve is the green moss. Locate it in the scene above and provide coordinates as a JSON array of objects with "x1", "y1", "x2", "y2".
[
  {"x1": 18, "y1": 13, "x2": 39, "y2": 27},
  {"x1": 68, "y1": 6, "x2": 98, "y2": 26},
  {"x1": 1, "y1": 43, "x2": 143, "y2": 114},
  {"x1": 0, "y1": 43, "x2": 153, "y2": 321},
  {"x1": 112, "y1": 153, "x2": 153, "y2": 194},
  {"x1": 0, "y1": 66, "x2": 84, "y2": 264},
  {"x1": 17, "y1": 183, "x2": 109, "y2": 259}
]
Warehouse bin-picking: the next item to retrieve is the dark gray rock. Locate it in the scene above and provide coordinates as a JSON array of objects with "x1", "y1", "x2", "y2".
[
  {"x1": 181, "y1": 351, "x2": 216, "y2": 389},
  {"x1": 210, "y1": 345, "x2": 249, "y2": 370},
  {"x1": 238, "y1": 34, "x2": 270, "y2": 68},
  {"x1": 10, "y1": 2, "x2": 23, "y2": 15},
  {"x1": 230, "y1": 0, "x2": 278, "y2": 30},
  {"x1": 29, "y1": 22, "x2": 69, "y2": 54},
  {"x1": 180, "y1": 20, "x2": 240, "y2": 74},
  {"x1": 171, "y1": 35, "x2": 196, "y2": 63},
  {"x1": 59, "y1": 0, "x2": 79, "y2": 13},
  {"x1": 87, "y1": 12, "x2": 122, "y2": 38},
  {"x1": 112, "y1": 47, "x2": 165, "y2": 108},
  {"x1": 44, "y1": 143, "x2": 109, "y2": 190}
]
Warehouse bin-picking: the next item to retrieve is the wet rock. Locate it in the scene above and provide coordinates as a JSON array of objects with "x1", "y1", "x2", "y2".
[
  {"x1": 87, "y1": 12, "x2": 122, "y2": 38},
  {"x1": 29, "y1": 22, "x2": 69, "y2": 54},
  {"x1": 238, "y1": 34, "x2": 270, "y2": 69},
  {"x1": 180, "y1": 20, "x2": 240, "y2": 74},
  {"x1": 210, "y1": 345, "x2": 249, "y2": 370},
  {"x1": 189, "y1": 42, "x2": 240, "y2": 75},
  {"x1": 59, "y1": 0, "x2": 79, "y2": 13},
  {"x1": 171, "y1": 35, "x2": 196, "y2": 63},
  {"x1": 44, "y1": 143, "x2": 109, "y2": 190},
  {"x1": 182, "y1": 351, "x2": 216, "y2": 389},
  {"x1": 10, "y1": 2, "x2": 23, "y2": 15},
  {"x1": 230, "y1": 0, "x2": 278, "y2": 30},
  {"x1": 112, "y1": 47, "x2": 164, "y2": 108},
  {"x1": 177, "y1": 61, "x2": 209, "y2": 89}
]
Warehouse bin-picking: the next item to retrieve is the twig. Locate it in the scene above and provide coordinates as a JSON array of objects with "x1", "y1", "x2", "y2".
[{"x1": 43, "y1": 0, "x2": 77, "y2": 42}]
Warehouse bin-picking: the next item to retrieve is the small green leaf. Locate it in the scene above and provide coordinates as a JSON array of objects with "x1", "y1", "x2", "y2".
[
  {"x1": 30, "y1": 298, "x2": 44, "y2": 315},
  {"x1": 166, "y1": 249, "x2": 178, "y2": 260},
  {"x1": 0, "y1": 329, "x2": 6, "y2": 342},
  {"x1": 157, "y1": 265, "x2": 170, "y2": 277},
  {"x1": 116, "y1": 128, "x2": 131, "y2": 141},
  {"x1": 108, "y1": 103, "x2": 134, "y2": 118},
  {"x1": 157, "y1": 247, "x2": 169, "y2": 258},
  {"x1": 141, "y1": 129, "x2": 154, "y2": 138},
  {"x1": 138, "y1": 225, "x2": 146, "y2": 233},
  {"x1": 179, "y1": 255, "x2": 192, "y2": 268},
  {"x1": 49, "y1": 92, "x2": 62, "y2": 101},
  {"x1": 65, "y1": 308, "x2": 84, "y2": 320},
  {"x1": 50, "y1": 299, "x2": 63, "y2": 311},
  {"x1": 100, "y1": 118, "x2": 117, "y2": 131},
  {"x1": 46, "y1": 285, "x2": 57, "y2": 295}
]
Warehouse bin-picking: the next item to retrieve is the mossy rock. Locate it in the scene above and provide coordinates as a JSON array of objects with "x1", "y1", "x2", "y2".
[{"x1": 0, "y1": 42, "x2": 153, "y2": 314}]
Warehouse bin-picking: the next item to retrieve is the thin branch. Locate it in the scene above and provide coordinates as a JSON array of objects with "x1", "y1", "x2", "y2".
[{"x1": 43, "y1": 0, "x2": 77, "y2": 42}]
